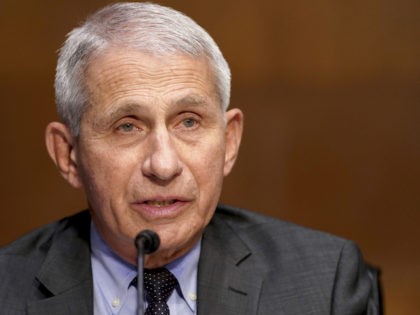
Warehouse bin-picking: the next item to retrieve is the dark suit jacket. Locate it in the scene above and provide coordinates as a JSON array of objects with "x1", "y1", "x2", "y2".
[{"x1": 0, "y1": 205, "x2": 379, "y2": 314}]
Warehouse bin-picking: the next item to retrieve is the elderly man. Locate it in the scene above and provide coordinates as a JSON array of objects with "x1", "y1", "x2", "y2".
[{"x1": 0, "y1": 2, "x2": 379, "y2": 315}]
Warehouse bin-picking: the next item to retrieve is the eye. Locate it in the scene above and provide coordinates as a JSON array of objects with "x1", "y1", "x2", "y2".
[
  {"x1": 117, "y1": 122, "x2": 137, "y2": 133},
  {"x1": 182, "y1": 118, "x2": 197, "y2": 128}
]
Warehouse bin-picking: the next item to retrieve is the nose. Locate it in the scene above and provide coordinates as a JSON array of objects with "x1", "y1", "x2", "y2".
[{"x1": 142, "y1": 128, "x2": 182, "y2": 183}]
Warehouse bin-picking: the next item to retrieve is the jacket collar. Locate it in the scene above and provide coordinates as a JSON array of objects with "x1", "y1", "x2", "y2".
[
  {"x1": 197, "y1": 209, "x2": 263, "y2": 315},
  {"x1": 28, "y1": 211, "x2": 93, "y2": 315}
]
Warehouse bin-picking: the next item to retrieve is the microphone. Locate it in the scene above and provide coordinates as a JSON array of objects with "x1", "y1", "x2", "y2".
[
  {"x1": 135, "y1": 230, "x2": 160, "y2": 315},
  {"x1": 135, "y1": 230, "x2": 160, "y2": 254}
]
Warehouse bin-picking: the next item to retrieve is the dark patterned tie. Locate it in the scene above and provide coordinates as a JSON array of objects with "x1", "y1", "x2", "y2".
[{"x1": 143, "y1": 268, "x2": 177, "y2": 315}]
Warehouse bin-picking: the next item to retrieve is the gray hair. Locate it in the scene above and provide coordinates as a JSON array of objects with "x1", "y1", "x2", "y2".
[{"x1": 55, "y1": 2, "x2": 231, "y2": 135}]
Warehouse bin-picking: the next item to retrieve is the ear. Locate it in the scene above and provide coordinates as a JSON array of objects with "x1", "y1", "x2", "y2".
[
  {"x1": 223, "y1": 108, "x2": 244, "y2": 176},
  {"x1": 45, "y1": 122, "x2": 83, "y2": 188}
]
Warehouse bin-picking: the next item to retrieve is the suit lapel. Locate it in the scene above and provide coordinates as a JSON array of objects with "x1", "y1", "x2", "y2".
[
  {"x1": 197, "y1": 211, "x2": 262, "y2": 315},
  {"x1": 27, "y1": 212, "x2": 93, "y2": 315}
]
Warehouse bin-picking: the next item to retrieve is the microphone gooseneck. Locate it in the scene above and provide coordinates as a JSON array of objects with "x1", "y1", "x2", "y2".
[{"x1": 135, "y1": 230, "x2": 160, "y2": 315}]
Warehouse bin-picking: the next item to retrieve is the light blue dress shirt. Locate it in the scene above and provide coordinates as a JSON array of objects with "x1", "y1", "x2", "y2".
[{"x1": 91, "y1": 222, "x2": 201, "y2": 314}]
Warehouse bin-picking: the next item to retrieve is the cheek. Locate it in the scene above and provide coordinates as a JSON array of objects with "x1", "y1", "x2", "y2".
[
  {"x1": 189, "y1": 140, "x2": 226, "y2": 203},
  {"x1": 77, "y1": 145, "x2": 134, "y2": 202},
  {"x1": 190, "y1": 140, "x2": 225, "y2": 175}
]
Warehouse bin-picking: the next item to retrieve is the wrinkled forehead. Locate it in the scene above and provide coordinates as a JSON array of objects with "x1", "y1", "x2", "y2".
[
  {"x1": 82, "y1": 47, "x2": 221, "y2": 113},
  {"x1": 91, "y1": 46, "x2": 216, "y2": 87}
]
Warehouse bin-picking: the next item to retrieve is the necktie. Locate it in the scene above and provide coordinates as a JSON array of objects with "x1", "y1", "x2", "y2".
[{"x1": 143, "y1": 268, "x2": 178, "y2": 315}]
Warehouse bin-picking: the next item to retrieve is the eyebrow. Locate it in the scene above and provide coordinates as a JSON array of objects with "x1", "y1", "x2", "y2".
[
  {"x1": 107, "y1": 103, "x2": 146, "y2": 120},
  {"x1": 174, "y1": 94, "x2": 209, "y2": 107},
  {"x1": 90, "y1": 103, "x2": 147, "y2": 130},
  {"x1": 91, "y1": 94, "x2": 212, "y2": 129}
]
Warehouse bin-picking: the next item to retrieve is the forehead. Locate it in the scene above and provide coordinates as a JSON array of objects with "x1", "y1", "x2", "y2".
[{"x1": 84, "y1": 47, "x2": 218, "y2": 108}]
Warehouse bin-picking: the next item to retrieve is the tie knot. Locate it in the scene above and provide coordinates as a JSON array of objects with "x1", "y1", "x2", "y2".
[{"x1": 144, "y1": 268, "x2": 177, "y2": 303}]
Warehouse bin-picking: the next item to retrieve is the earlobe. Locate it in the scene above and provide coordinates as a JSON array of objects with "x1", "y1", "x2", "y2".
[
  {"x1": 45, "y1": 122, "x2": 83, "y2": 188},
  {"x1": 223, "y1": 108, "x2": 244, "y2": 176}
]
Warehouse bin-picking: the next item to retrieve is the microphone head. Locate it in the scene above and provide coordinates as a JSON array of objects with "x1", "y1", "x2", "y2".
[{"x1": 135, "y1": 230, "x2": 160, "y2": 254}]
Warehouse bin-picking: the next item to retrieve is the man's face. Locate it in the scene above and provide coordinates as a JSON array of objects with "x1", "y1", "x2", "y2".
[{"x1": 64, "y1": 48, "x2": 241, "y2": 266}]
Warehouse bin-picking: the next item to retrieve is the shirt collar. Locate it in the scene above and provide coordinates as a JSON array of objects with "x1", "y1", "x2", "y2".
[
  {"x1": 90, "y1": 222, "x2": 137, "y2": 288},
  {"x1": 166, "y1": 237, "x2": 201, "y2": 312},
  {"x1": 90, "y1": 222, "x2": 137, "y2": 313},
  {"x1": 90, "y1": 222, "x2": 201, "y2": 313}
]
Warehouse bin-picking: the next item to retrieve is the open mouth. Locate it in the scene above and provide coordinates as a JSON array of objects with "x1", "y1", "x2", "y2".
[
  {"x1": 132, "y1": 198, "x2": 190, "y2": 219},
  {"x1": 145, "y1": 200, "x2": 177, "y2": 207},
  {"x1": 131, "y1": 196, "x2": 192, "y2": 218}
]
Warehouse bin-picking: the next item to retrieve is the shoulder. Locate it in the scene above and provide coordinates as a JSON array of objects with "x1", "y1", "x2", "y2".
[
  {"x1": 0, "y1": 210, "x2": 90, "y2": 258},
  {"x1": 213, "y1": 204, "x2": 350, "y2": 255},
  {"x1": 211, "y1": 204, "x2": 356, "y2": 279},
  {"x1": 209, "y1": 204, "x2": 373, "y2": 314},
  {"x1": 0, "y1": 211, "x2": 90, "y2": 296},
  {"x1": 0, "y1": 211, "x2": 92, "y2": 311},
  {"x1": 212, "y1": 206, "x2": 363, "y2": 290}
]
